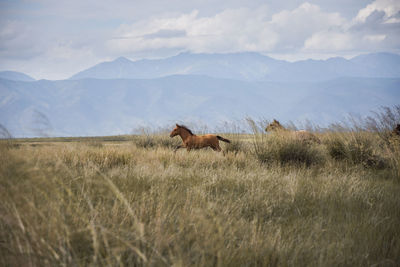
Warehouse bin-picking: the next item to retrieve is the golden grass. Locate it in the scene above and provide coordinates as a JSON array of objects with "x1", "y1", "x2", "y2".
[{"x1": 0, "y1": 132, "x2": 399, "y2": 266}]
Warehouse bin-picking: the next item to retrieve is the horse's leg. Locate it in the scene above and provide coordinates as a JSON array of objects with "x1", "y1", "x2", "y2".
[
  {"x1": 215, "y1": 143, "x2": 226, "y2": 156},
  {"x1": 174, "y1": 145, "x2": 184, "y2": 152},
  {"x1": 211, "y1": 143, "x2": 223, "y2": 153}
]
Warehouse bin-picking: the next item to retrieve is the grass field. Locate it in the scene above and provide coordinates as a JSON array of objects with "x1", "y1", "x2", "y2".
[{"x1": 1, "y1": 125, "x2": 400, "y2": 266}]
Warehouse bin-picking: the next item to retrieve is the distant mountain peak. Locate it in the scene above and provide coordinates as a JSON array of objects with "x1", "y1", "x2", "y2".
[{"x1": 112, "y1": 56, "x2": 132, "y2": 63}]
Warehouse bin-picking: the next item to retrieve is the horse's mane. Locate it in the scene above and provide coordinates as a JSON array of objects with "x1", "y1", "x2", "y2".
[
  {"x1": 178, "y1": 124, "x2": 194, "y2": 135},
  {"x1": 272, "y1": 120, "x2": 282, "y2": 127},
  {"x1": 266, "y1": 119, "x2": 285, "y2": 131}
]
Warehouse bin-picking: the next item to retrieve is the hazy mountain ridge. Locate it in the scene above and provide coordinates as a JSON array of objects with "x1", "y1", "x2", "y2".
[
  {"x1": 0, "y1": 71, "x2": 36, "y2": 82},
  {"x1": 69, "y1": 52, "x2": 283, "y2": 81},
  {"x1": 1, "y1": 52, "x2": 399, "y2": 137},
  {"x1": 1, "y1": 75, "x2": 399, "y2": 137},
  {"x1": 69, "y1": 52, "x2": 400, "y2": 82}
]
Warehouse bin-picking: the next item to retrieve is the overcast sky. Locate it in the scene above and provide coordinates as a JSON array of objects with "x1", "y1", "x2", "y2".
[{"x1": 1, "y1": 0, "x2": 399, "y2": 79}]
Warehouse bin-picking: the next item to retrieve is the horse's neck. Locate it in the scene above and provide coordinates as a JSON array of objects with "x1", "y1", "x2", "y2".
[
  {"x1": 179, "y1": 129, "x2": 193, "y2": 141},
  {"x1": 275, "y1": 125, "x2": 287, "y2": 131}
]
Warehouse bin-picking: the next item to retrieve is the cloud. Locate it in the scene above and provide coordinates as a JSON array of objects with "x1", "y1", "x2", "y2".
[
  {"x1": 106, "y1": 8, "x2": 276, "y2": 54},
  {"x1": 0, "y1": 20, "x2": 44, "y2": 59},
  {"x1": 106, "y1": 3, "x2": 347, "y2": 55},
  {"x1": 364, "y1": 34, "x2": 386, "y2": 42},
  {"x1": 0, "y1": 19, "x2": 101, "y2": 79},
  {"x1": 302, "y1": 0, "x2": 400, "y2": 55},
  {"x1": 355, "y1": 0, "x2": 400, "y2": 23},
  {"x1": 304, "y1": 31, "x2": 354, "y2": 51},
  {"x1": 269, "y1": 2, "x2": 345, "y2": 51},
  {"x1": 1, "y1": 1, "x2": 400, "y2": 79},
  {"x1": 143, "y1": 29, "x2": 187, "y2": 39}
]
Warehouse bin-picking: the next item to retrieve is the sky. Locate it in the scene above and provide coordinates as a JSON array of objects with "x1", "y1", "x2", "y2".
[{"x1": 1, "y1": 0, "x2": 399, "y2": 80}]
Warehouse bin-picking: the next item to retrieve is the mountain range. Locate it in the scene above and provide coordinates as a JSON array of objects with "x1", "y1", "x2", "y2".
[
  {"x1": 70, "y1": 52, "x2": 400, "y2": 82},
  {"x1": 1, "y1": 52, "x2": 399, "y2": 137}
]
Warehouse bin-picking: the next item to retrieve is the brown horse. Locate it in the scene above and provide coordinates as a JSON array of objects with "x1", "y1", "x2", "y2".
[
  {"x1": 170, "y1": 124, "x2": 230, "y2": 152},
  {"x1": 265, "y1": 119, "x2": 320, "y2": 144}
]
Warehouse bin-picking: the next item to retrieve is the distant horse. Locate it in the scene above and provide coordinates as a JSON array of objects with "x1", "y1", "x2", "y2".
[
  {"x1": 170, "y1": 124, "x2": 231, "y2": 153},
  {"x1": 390, "y1": 124, "x2": 400, "y2": 146},
  {"x1": 393, "y1": 124, "x2": 400, "y2": 136},
  {"x1": 265, "y1": 119, "x2": 320, "y2": 144}
]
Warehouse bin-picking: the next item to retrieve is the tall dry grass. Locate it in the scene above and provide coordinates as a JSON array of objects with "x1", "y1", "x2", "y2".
[
  {"x1": 1, "y1": 106, "x2": 400, "y2": 266},
  {"x1": 1, "y1": 125, "x2": 400, "y2": 266}
]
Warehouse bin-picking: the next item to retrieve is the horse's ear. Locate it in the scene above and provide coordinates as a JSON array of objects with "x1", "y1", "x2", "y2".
[
  {"x1": 176, "y1": 123, "x2": 180, "y2": 127},
  {"x1": 273, "y1": 119, "x2": 278, "y2": 123}
]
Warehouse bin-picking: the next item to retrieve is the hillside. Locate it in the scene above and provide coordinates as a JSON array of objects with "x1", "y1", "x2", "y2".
[{"x1": 1, "y1": 76, "x2": 399, "y2": 137}]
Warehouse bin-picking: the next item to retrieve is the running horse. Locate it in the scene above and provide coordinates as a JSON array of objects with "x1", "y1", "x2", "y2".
[
  {"x1": 265, "y1": 119, "x2": 320, "y2": 144},
  {"x1": 170, "y1": 124, "x2": 231, "y2": 153}
]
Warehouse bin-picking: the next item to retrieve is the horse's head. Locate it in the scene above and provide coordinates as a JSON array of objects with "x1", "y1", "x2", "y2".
[
  {"x1": 265, "y1": 119, "x2": 283, "y2": 132},
  {"x1": 170, "y1": 124, "x2": 181, "y2": 138}
]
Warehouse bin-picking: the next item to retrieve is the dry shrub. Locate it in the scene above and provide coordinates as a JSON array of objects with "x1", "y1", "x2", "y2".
[
  {"x1": 134, "y1": 135, "x2": 157, "y2": 148},
  {"x1": 223, "y1": 139, "x2": 246, "y2": 155},
  {"x1": 84, "y1": 139, "x2": 104, "y2": 148},
  {"x1": 252, "y1": 133, "x2": 325, "y2": 167},
  {"x1": 325, "y1": 132, "x2": 388, "y2": 169},
  {"x1": 133, "y1": 135, "x2": 180, "y2": 149},
  {"x1": 62, "y1": 149, "x2": 133, "y2": 170},
  {"x1": 364, "y1": 105, "x2": 400, "y2": 146},
  {"x1": 326, "y1": 138, "x2": 347, "y2": 161}
]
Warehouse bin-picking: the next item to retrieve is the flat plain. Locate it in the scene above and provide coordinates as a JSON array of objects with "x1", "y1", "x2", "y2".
[{"x1": 1, "y1": 128, "x2": 399, "y2": 266}]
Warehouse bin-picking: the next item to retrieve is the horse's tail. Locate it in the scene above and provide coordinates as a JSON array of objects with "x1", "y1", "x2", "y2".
[{"x1": 217, "y1": 135, "x2": 231, "y2": 143}]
